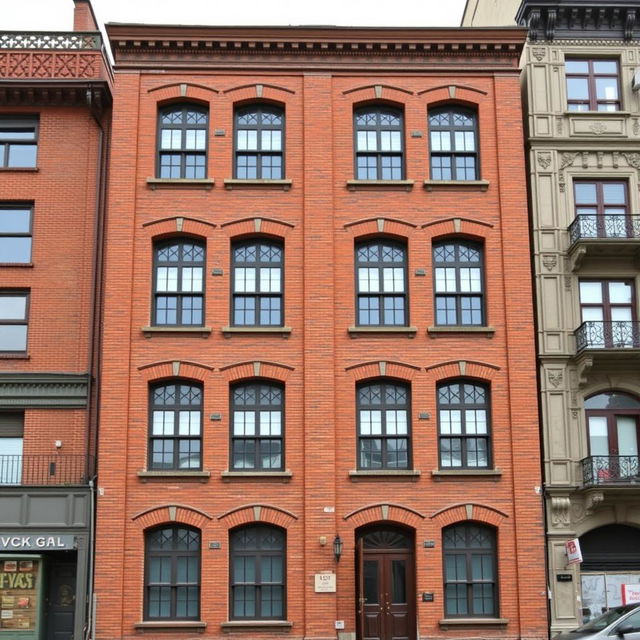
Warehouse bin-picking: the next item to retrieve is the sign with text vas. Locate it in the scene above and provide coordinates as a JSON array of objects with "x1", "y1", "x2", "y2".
[{"x1": 0, "y1": 556, "x2": 41, "y2": 633}]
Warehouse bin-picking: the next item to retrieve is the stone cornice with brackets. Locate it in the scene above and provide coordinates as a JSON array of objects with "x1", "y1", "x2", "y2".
[{"x1": 0, "y1": 373, "x2": 90, "y2": 408}]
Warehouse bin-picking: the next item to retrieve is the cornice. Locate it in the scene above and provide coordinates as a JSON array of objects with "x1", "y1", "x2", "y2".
[{"x1": 0, "y1": 372, "x2": 90, "y2": 408}]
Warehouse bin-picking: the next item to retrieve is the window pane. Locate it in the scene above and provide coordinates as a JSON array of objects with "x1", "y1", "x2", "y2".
[
  {"x1": 575, "y1": 182, "x2": 597, "y2": 204},
  {"x1": 0, "y1": 208, "x2": 30, "y2": 233},
  {"x1": 593, "y1": 60, "x2": 618, "y2": 74},
  {"x1": 8, "y1": 145, "x2": 37, "y2": 167},
  {"x1": 0, "y1": 326, "x2": 27, "y2": 351},
  {"x1": 566, "y1": 60, "x2": 589, "y2": 73},
  {"x1": 567, "y1": 77, "x2": 589, "y2": 100},
  {"x1": 596, "y1": 78, "x2": 618, "y2": 101},
  {"x1": 0, "y1": 238, "x2": 31, "y2": 263},
  {"x1": 579, "y1": 282, "x2": 603, "y2": 304},
  {"x1": 608, "y1": 281, "x2": 632, "y2": 304},
  {"x1": 0, "y1": 296, "x2": 26, "y2": 320}
]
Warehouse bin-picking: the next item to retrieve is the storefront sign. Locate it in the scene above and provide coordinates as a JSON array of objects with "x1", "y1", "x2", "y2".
[
  {"x1": 0, "y1": 557, "x2": 40, "y2": 632},
  {"x1": 565, "y1": 538, "x2": 582, "y2": 565},
  {"x1": 315, "y1": 573, "x2": 336, "y2": 593},
  {"x1": 0, "y1": 535, "x2": 74, "y2": 551},
  {"x1": 622, "y1": 584, "x2": 640, "y2": 605}
]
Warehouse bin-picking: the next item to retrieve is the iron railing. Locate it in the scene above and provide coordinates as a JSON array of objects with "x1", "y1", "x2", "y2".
[
  {"x1": 582, "y1": 455, "x2": 640, "y2": 486},
  {"x1": 569, "y1": 214, "x2": 640, "y2": 246},
  {"x1": 0, "y1": 32, "x2": 102, "y2": 50},
  {"x1": 0, "y1": 455, "x2": 94, "y2": 485},
  {"x1": 575, "y1": 321, "x2": 640, "y2": 352}
]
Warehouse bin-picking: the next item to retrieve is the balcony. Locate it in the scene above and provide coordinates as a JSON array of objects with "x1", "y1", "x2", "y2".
[
  {"x1": 582, "y1": 455, "x2": 640, "y2": 487},
  {"x1": 575, "y1": 321, "x2": 640, "y2": 353},
  {"x1": 568, "y1": 215, "x2": 640, "y2": 268},
  {"x1": 0, "y1": 455, "x2": 94, "y2": 486}
]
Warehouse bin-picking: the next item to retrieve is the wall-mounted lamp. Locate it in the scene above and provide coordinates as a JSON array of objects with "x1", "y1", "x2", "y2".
[{"x1": 333, "y1": 535, "x2": 343, "y2": 562}]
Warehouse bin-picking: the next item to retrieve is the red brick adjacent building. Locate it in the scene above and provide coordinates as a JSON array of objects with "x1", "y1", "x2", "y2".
[
  {"x1": 95, "y1": 22, "x2": 548, "y2": 640},
  {"x1": 0, "y1": 2, "x2": 111, "y2": 638}
]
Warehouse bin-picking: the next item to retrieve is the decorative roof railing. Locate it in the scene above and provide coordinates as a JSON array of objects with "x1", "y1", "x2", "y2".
[{"x1": 0, "y1": 32, "x2": 101, "y2": 50}]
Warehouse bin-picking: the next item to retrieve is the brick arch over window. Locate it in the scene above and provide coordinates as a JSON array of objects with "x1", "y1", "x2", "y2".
[
  {"x1": 220, "y1": 217, "x2": 294, "y2": 239},
  {"x1": 132, "y1": 504, "x2": 213, "y2": 530},
  {"x1": 344, "y1": 217, "x2": 417, "y2": 240},
  {"x1": 343, "y1": 84, "x2": 413, "y2": 102},
  {"x1": 422, "y1": 217, "x2": 492, "y2": 241},
  {"x1": 223, "y1": 83, "x2": 295, "y2": 100},
  {"x1": 217, "y1": 504, "x2": 298, "y2": 529},
  {"x1": 418, "y1": 84, "x2": 487, "y2": 104},
  {"x1": 219, "y1": 360, "x2": 294, "y2": 383},
  {"x1": 346, "y1": 360, "x2": 421, "y2": 383},
  {"x1": 148, "y1": 83, "x2": 218, "y2": 103},
  {"x1": 142, "y1": 217, "x2": 215, "y2": 239},
  {"x1": 343, "y1": 503, "x2": 425, "y2": 529},
  {"x1": 137, "y1": 360, "x2": 214, "y2": 384},
  {"x1": 425, "y1": 360, "x2": 499, "y2": 383},
  {"x1": 430, "y1": 503, "x2": 508, "y2": 528}
]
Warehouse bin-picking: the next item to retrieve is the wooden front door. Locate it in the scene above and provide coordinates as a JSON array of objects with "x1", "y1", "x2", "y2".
[
  {"x1": 357, "y1": 527, "x2": 415, "y2": 640},
  {"x1": 45, "y1": 561, "x2": 76, "y2": 640}
]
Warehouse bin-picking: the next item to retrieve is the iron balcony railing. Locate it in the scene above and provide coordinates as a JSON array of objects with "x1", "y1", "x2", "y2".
[
  {"x1": 0, "y1": 32, "x2": 102, "y2": 50},
  {"x1": 569, "y1": 214, "x2": 640, "y2": 246},
  {"x1": 0, "y1": 455, "x2": 94, "y2": 486},
  {"x1": 575, "y1": 321, "x2": 640, "y2": 353},
  {"x1": 582, "y1": 455, "x2": 640, "y2": 486}
]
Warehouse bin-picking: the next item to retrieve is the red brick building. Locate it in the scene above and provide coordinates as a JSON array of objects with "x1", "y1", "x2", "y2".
[
  {"x1": 0, "y1": 2, "x2": 111, "y2": 639},
  {"x1": 95, "y1": 23, "x2": 547, "y2": 640}
]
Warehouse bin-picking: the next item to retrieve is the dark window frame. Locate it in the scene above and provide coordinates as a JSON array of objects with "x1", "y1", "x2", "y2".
[
  {"x1": 428, "y1": 106, "x2": 479, "y2": 181},
  {"x1": 355, "y1": 239, "x2": 408, "y2": 327},
  {"x1": 0, "y1": 203, "x2": 33, "y2": 264},
  {"x1": 233, "y1": 104, "x2": 285, "y2": 180},
  {"x1": 0, "y1": 116, "x2": 38, "y2": 169},
  {"x1": 152, "y1": 238, "x2": 205, "y2": 327},
  {"x1": 230, "y1": 380, "x2": 285, "y2": 472},
  {"x1": 565, "y1": 58, "x2": 621, "y2": 111},
  {"x1": 443, "y1": 523, "x2": 498, "y2": 618},
  {"x1": 0, "y1": 290, "x2": 29, "y2": 354},
  {"x1": 585, "y1": 391, "x2": 640, "y2": 457},
  {"x1": 156, "y1": 103, "x2": 209, "y2": 179},
  {"x1": 148, "y1": 381, "x2": 203, "y2": 471},
  {"x1": 356, "y1": 380, "x2": 412, "y2": 470},
  {"x1": 433, "y1": 239, "x2": 485, "y2": 327},
  {"x1": 231, "y1": 238, "x2": 284, "y2": 327},
  {"x1": 437, "y1": 380, "x2": 491, "y2": 470},
  {"x1": 229, "y1": 524, "x2": 286, "y2": 620},
  {"x1": 144, "y1": 525, "x2": 201, "y2": 621},
  {"x1": 353, "y1": 105, "x2": 405, "y2": 180}
]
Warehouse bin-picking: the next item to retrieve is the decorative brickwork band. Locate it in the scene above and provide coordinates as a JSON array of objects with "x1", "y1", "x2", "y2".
[
  {"x1": 425, "y1": 359, "x2": 500, "y2": 382},
  {"x1": 429, "y1": 502, "x2": 508, "y2": 527},
  {"x1": 0, "y1": 32, "x2": 101, "y2": 49},
  {"x1": 137, "y1": 360, "x2": 214, "y2": 383},
  {"x1": 0, "y1": 51, "x2": 99, "y2": 79},
  {"x1": 142, "y1": 216, "x2": 216, "y2": 237},
  {"x1": 132, "y1": 504, "x2": 213, "y2": 530},
  {"x1": 344, "y1": 217, "x2": 417, "y2": 239},
  {"x1": 422, "y1": 216, "x2": 493, "y2": 240},
  {"x1": 221, "y1": 217, "x2": 295, "y2": 238},
  {"x1": 219, "y1": 360, "x2": 294, "y2": 383},
  {"x1": 343, "y1": 503, "x2": 425, "y2": 528},
  {"x1": 217, "y1": 504, "x2": 298, "y2": 528},
  {"x1": 346, "y1": 360, "x2": 421, "y2": 382}
]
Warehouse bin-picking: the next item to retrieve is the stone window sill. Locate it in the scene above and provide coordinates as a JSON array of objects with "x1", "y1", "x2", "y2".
[
  {"x1": 221, "y1": 620, "x2": 293, "y2": 631},
  {"x1": 0, "y1": 167, "x2": 38, "y2": 172},
  {"x1": 222, "y1": 326, "x2": 292, "y2": 338},
  {"x1": 0, "y1": 353, "x2": 29, "y2": 359},
  {"x1": 134, "y1": 620, "x2": 207, "y2": 632},
  {"x1": 141, "y1": 326, "x2": 212, "y2": 338},
  {"x1": 348, "y1": 326, "x2": 418, "y2": 338},
  {"x1": 137, "y1": 470, "x2": 211, "y2": 483},
  {"x1": 346, "y1": 179, "x2": 414, "y2": 191},
  {"x1": 423, "y1": 179, "x2": 489, "y2": 191},
  {"x1": 432, "y1": 469, "x2": 502, "y2": 480},
  {"x1": 427, "y1": 326, "x2": 495, "y2": 337},
  {"x1": 349, "y1": 470, "x2": 421, "y2": 482},
  {"x1": 564, "y1": 110, "x2": 629, "y2": 117},
  {"x1": 146, "y1": 178, "x2": 215, "y2": 190},
  {"x1": 223, "y1": 178, "x2": 292, "y2": 191},
  {"x1": 439, "y1": 618, "x2": 508, "y2": 628},
  {"x1": 0, "y1": 263, "x2": 34, "y2": 268},
  {"x1": 222, "y1": 470, "x2": 292, "y2": 482}
]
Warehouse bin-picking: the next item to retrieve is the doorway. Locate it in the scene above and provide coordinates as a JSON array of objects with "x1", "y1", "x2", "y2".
[
  {"x1": 356, "y1": 525, "x2": 415, "y2": 640},
  {"x1": 45, "y1": 560, "x2": 76, "y2": 640}
]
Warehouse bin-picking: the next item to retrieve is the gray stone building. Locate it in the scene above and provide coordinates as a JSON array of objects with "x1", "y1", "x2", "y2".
[{"x1": 464, "y1": 0, "x2": 640, "y2": 633}]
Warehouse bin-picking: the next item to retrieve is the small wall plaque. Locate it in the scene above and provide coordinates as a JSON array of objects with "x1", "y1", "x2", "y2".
[
  {"x1": 422, "y1": 592, "x2": 434, "y2": 602},
  {"x1": 315, "y1": 573, "x2": 336, "y2": 593},
  {"x1": 210, "y1": 413, "x2": 222, "y2": 421},
  {"x1": 211, "y1": 268, "x2": 224, "y2": 276},
  {"x1": 411, "y1": 131, "x2": 423, "y2": 138},
  {"x1": 214, "y1": 129, "x2": 226, "y2": 136},
  {"x1": 209, "y1": 541, "x2": 221, "y2": 549},
  {"x1": 418, "y1": 412, "x2": 430, "y2": 420},
  {"x1": 423, "y1": 540, "x2": 435, "y2": 548},
  {"x1": 414, "y1": 269, "x2": 426, "y2": 276},
  {"x1": 557, "y1": 574, "x2": 573, "y2": 582}
]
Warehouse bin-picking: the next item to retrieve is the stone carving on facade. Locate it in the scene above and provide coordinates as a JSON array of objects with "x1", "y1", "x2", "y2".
[
  {"x1": 548, "y1": 370, "x2": 563, "y2": 388},
  {"x1": 584, "y1": 491, "x2": 604, "y2": 515},
  {"x1": 0, "y1": 51, "x2": 98, "y2": 79},
  {"x1": 542, "y1": 254, "x2": 557, "y2": 271},
  {"x1": 556, "y1": 118, "x2": 563, "y2": 136},
  {"x1": 531, "y1": 47, "x2": 545, "y2": 61},
  {"x1": 589, "y1": 122, "x2": 607, "y2": 136},
  {"x1": 571, "y1": 501, "x2": 585, "y2": 524},
  {"x1": 558, "y1": 152, "x2": 578, "y2": 192},
  {"x1": 551, "y1": 496, "x2": 571, "y2": 527},
  {"x1": 571, "y1": 408, "x2": 579, "y2": 419},
  {"x1": 633, "y1": 119, "x2": 640, "y2": 136},
  {"x1": 537, "y1": 152, "x2": 552, "y2": 170}
]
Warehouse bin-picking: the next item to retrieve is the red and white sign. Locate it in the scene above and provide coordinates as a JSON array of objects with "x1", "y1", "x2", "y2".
[
  {"x1": 622, "y1": 584, "x2": 640, "y2": 605},
  {"x1": 565, "y1": 538, "x2": 583, "y2": 565}
]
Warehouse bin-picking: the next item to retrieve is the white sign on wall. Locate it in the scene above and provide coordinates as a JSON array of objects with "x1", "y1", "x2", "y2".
[
  {"x1": 622, "y1": 584, "x2": 640, "y2": 605},
  {"x1": 315, "y1": 573, "x2": 336, "y2": 593},
  {"x1": 566, "y1": 538, "x2": 583, "y2": 565}
]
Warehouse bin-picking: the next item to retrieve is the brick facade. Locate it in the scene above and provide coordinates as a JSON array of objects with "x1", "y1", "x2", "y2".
[{"x1": 95, "y1": 25, "x2": 547, "y2": 640}]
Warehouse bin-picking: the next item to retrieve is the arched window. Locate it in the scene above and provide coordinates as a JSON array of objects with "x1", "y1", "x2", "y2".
[
  {"x1": 584, "y1": 391, "x2": 640, "y2": 484},
  {"x1": 433, "y1": 240, "x2": 484, "y2": 326},
  {"x1": 149, "y1": 382, "x2": 202, "y2": 471},
  {"x1": 144, "y1": 525, "x2": 200, "y2": 620},
  {"x1": 232, "y1": 239, "x2": 283, "y2": 327},
  {"x1": 230, "y1": 525, "x2": 285, "y2": 619},
  {"x1": 354, "y1": 106, "x2": 404, "y2": 180},
  {"x1": 443, "y1": 523, "x2": 497, "y2": 617},
  {"x1": 153, "y1": 239, "x2": 205, "y2": 326},
  {"x1": 356, "y1": 239, "x2": 407, "y2": 326},
  {"x1": 357, "y1": 380, "x2": 410, "y2": 470},
  {"x1": 437, "y1": 381, "x2": 490, "y2": 469},
  {"x1": 428, "y1": 106, "x2": 478, "y2": 181},
  {"x1": 234, "y1": 104, "x2": 284, "y2": 179},
  {"x1": 231, "y1": 381, "x2": 284, "y2": 471},
  {"x1": 157, "y1": 104, "x2": 208, "y2": 179}
]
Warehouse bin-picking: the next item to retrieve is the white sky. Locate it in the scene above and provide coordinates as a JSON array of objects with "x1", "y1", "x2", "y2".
[{"x1": 4, "y1": 0, "x2": 467, "y2": 30}]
